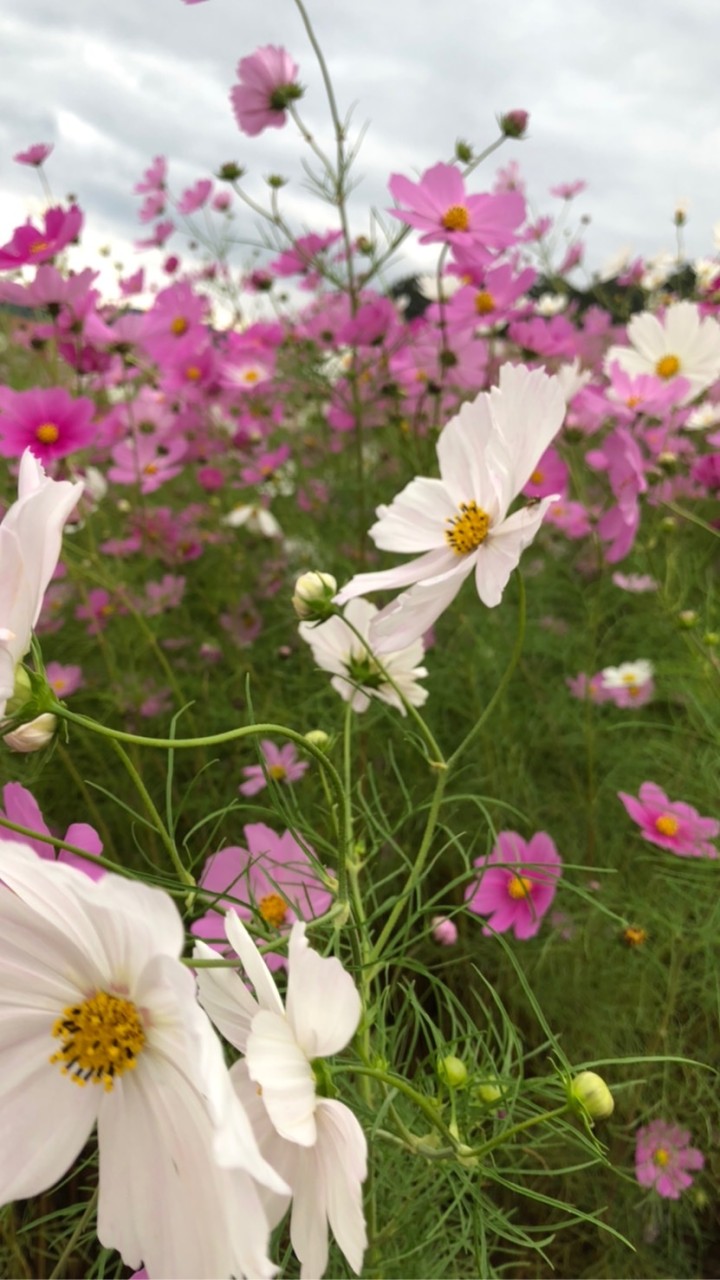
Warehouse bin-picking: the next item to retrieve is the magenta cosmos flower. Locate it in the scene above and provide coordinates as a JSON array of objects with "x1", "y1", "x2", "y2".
[
  {"x1": 465, "y1": 831, "x2": 562, "y2": 939},
  {"x1": 388, "y1": 162, "x2": 525, "y2": 253},
  {"x1": 239, "y1": 739, "x2": 309, "y2": 797},
  {"x1": 0, "y1": 387, "x2": 95, "y2": 463},
  {"x1": 0, "y1": 204, "x2": 83, "y2": 270},
  {"x1": 14, "y1": 143, "x2": 54, "y2": 167},
  {"x1": 618, "y1": 782, "x2": 719, "y2": 858},
  {"x1": 635, "y1": 1120, "x2": 704, "y2": 1199},
  {"x1": 230, "y1": 46, "x2": 303, "y2": 137},
  {"x1": 0, "y1": 781, "x2": 102, "y2": 879},
  {"x1": 191, "y1": 822, "x2": 332, "y2": 969}
]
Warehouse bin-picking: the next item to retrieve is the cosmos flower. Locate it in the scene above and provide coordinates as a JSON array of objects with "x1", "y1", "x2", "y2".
[
  {"x1": 335, "y1": 364, "x2": 565, "y2": 652},
  {"x1": 299, "y1": 597, "x2": 428, "y2": 713},
  {"x1": 465, "y1": 831, "x2": 562, "y2": 939},
  {"x1": 0, "y1": 387, "x2": 95, "y2": 464},
  {"x1": 230, "y1": 46, "x2": 303, "y2": 137},
  {"x1": 0, "y1": 205, "x2": 83, "y2": 269},
  {"x1": 196, "y1": 913, "x2": 367, "y2": 1279},
  {"x1": 13, "y1": 143, "x2": 54, "y2": 167},
  {"x1": 635, "y1": 1120, "x2": 704, "y2": 1199},
  {"x1": 388, "y1": 162, "x2": 525, "y2": 255},
  {"x1": 0, "y1": 449, "x2": 83, "y2": 718},
  {"x1": 618, "y1": 782, "x2": 718, "y2": 858},
  {"x1": 0, "y1": 842, "x2": 286, "y2": 1279},
  {"x1": 239, "y1": 740, "x2": 309, "y2": 796},
  {"x1": 604, "y1": 302, "x2": 720, "y2": 405},
  {"x1": 0, "y1": 781, "x2": 102, "y2": 879}
]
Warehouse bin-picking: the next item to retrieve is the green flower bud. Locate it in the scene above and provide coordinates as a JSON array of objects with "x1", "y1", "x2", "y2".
[
  {"x1": 438, "y1": 1055, "x2": 468, "y2": 1089},
  {"x1": 292, "y1": 571, "x2": 338, "y2": 621},
  {"x1": 304, "y1": 729, "x2": 331, "y2": 751},
  {"x1": 569, "y1": 1071, "x2": 614, "y2": 1120}
]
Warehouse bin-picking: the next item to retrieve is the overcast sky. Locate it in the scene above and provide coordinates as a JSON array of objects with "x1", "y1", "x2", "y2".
[{"x1": 1, "y1": 0, "x2": 718, "y2": 298}]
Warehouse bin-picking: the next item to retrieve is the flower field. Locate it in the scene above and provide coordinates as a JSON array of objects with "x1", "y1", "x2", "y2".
[{"x1": 0, "y1": 2, "x2": 719, "y2": 1277}]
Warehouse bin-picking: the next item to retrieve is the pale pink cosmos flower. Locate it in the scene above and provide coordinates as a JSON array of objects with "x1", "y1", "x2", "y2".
[
  {"x1": 196, "y1": 914, "x2": 367, "y2": 1279},
  {"x1": 335, "y1": 364, "x2": 566, "y2": 652},
  {"x1": 45, "y1": 661, "x2": 83, "y2": 698},
  {"x1": 465, "y1": 831, "x2": 562, "y2": 939},
  {"x1": 0, "y1": 450, "x2": 83, "y2": 718},
  {"x1": 431, "y1": 916, "x2": 458, "y2": 946},
  {"x1": 388, "y1": 162, "x2": 525, "y2": 255},
  {"x1": 566, "y1": 672, "x2": 612, "y2": 704},
  {"x1": 75, "y1": 588, "x2": 118, "y2": 636},
  {"x1": 0, "y1": 781, "x2": 102, "y2": 879},
  {"x1": 635, "y1": 1120, "x2": 704, "y2": 1199},
  {"x1": 192, "y1": 822, "x2": 332, "y2": 970},
  {"x1": 601, "y1": 659, "x2": 654, "y2": 708},
  {"x1": 0, "y1": 842, "x2": 285, "y2": 1279},
  {"x1": 230, "y1": 46, "x2": 303, "y2": 137},
  {"x1": 300, "y1": 598, "x2": 428, "y2": 713},
  {"x1": 612, "y1": 572, "x2": 658, "y2": 593},
  {"x1": 13, "y1": 143, "x2": 54, "y2": 166},
  {"x1": 239, "y1": 740, "x2": 309, "y2": 797},
  {"x1": 618, "y1": 782, "x2": 719, "y2": 858}
]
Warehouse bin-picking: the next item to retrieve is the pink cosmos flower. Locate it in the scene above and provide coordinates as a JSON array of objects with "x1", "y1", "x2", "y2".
[
  {"x1": 550, "y1": 180, "x2": 587, "y2": 200},
  {"x1": 0, "y1": 387, "x2": 95, "y2": 464},
  {"x1": 230, "y1": 46, "x2": 303, "y2": 137},
  {"x1": 566, "y1": 672, "x2": 612, "y2": 704},
  {"x1": 134, "y1": 155, "x2": 167, "y2": 194},
  {"x1": 45, "y1": 661, "x2": 83, "y2": 698},
  {"x1": 177, "y1": 178, "x2": 213, "y2": 215},
  {"x1": 142, "y1": 574, "x2": 186, "y2": 616},
  {"x1": 0, "y1": 205, "x2": 83, "y2": 270},
  {"x1": 0, "y1": 781, "x2": 102, "y2": 879},
  {"x1": 431, "y1": 916, "x2": 458, "y2": 946},
  {"x1": 618, "y1": 782, "x2": 719, "y2": 858},
  {"x1": 388, "y1": 162, "x2": 525, "y2": 254},
  {"x1": 601, "y1": 659, "x2": 654, "y2": 708},
  {"x1": 14, "y1": 143, "x2": 54, "y2": 167},
  {"x1": 612, "y1": 572, "x2": 658, "y2": 593},
  {"x1": 75, "y1": 588, "x2": 119, "y2": 636},
  {"x1": 465, "y1": 831, "x2": 562, "y2": 939},
  {"x1": 635, "y1": 1120, "x2": 704, "y2": 1199},
  {"x1": 108, "y1": 435, "x2": 187, "y2": 493},
  {"x1": 239, "y1": 740, "x2": 309, "y2": 797},
  {"x1": 191, "y1": 822, "x2": 332, "y2": 970}
]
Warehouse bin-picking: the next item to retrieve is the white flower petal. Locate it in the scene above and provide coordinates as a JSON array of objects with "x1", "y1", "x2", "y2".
[
  {"x1": 476, "y1": 499, "x2": 555, "y2": 607},
  {"x1": 370, "y1": 555, "x2": 475, "y2": 652},
  {"x1": 224, "y1": 910, "x2": 285, "y2": 1015},
  {"x1": 334, "y1": 546, "x2": 455, "y2": 604},
  {"x1": 246, "y1": 1009, "x2": 318, "y2": 1147},
  {"x1": 286, "y1": 922, "x2": 361, "y2": 1059},
  {"x1": 194, "y1": 938, "x2": 259, "y2": 1053},
  {"x1": 316, "y1": 1099, "x2": 368, "y2": 1276}
]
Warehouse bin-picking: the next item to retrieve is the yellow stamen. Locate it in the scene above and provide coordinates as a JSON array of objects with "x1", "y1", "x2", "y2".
[
  {"x1": 441, "y1": 205, "x2": 470, "y2": 233},
  {"x1": 508, "y1": 875, "x2": 533, "y2": 901},
  {"x1": 185, "y1": 365, "x2": 201, "y2": 381},
  {"x1": 258, "y1": 892, "x2": 288, "y2": 929},
  {"x1": 475, "y1": 290, "x2": 495, "y2": 315},
  {"x1": 144, "y1": 463, "x2": 158, "y2": 475},
  {"x1": 243, "y1": 369, "x2": 260, "y2": 384},
  {"x1": 653, "y1": 1147, "x2": 670, "y2": 1167},
  {"x1": 30, "y1": 240, "x2": 49, "y2": 254},
  {"x1": 50, "y1": 990, "x2": 145, "y2": 1091},
  {"x1": 268, "y1": 764, "x2": 287, "y2": 781},
  {"x1": 529, "y1": 469, "x2": 544, "y2": 485},
  {"x1": 655, "y1": 813, "x2": 679, "y2": 837},
  {"x1": 170, "y1": 316, "x2": 188, "y2": 336},
  {"x1": 445, "y1": 501, "x2": 490, "y2": 555},
  {"x1": 656, "y1": 354, "x2": 680, "y2": 379},
  {"x1": 623, "y1": 924, "x2": 648, "y2": 947},
  {"x1": 36, "y1": 422, "x2": 60, "y2": 445}
]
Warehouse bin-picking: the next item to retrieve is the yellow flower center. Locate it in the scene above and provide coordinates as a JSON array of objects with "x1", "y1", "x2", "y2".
[
  {"x1": 144, "y1": 462, "x2": 158, "y2": 475},
  {"x1": 36, "y1": 422, "x2": 60, "y2": 445},
  {"x1": 441, "y1": 205, "x2": 470, "y2": 233},
  {"x1": 50, "y1": 990, "x2": 146, "y2": 1092},
  {"x1": 655, "y1": 813, "x2": 679, "y2": 837},
  {"x1": 621, "y1": 672, "x2": 640, "y2": 685},
  {"x1": 170, "y1": 316, "x2": 188, "y2": 336},
  {"x1": 242, "y1": 369, "x2": 260, "y2": 384},
  {"x1": 445, "y1": 501, "x2": 491, "y2": 555},
  {"x1": 475, "y1": 290, "x2": 495, "y2": 315},
  {"x1": 623, "y1": 924, "x2": 648, "y2": 947},
  {"x1": 185, "y1": 365, "x2": 202, "y2": 381},
  {"x1": 656, "y1": 354, "x2": 680, "y2": 379},
  {"x1": 507, "y1": 875, "x2": 533, "y2": 901},
  {"x1": 30, "y1": 239, "x2": 49, "y2": 254},
  {"x1": 258, "y1": 892, "x2": 288, "y2": 929},
  {"x1": 268, "y1": 764, "x2": 287, "y2": 781},
  {"x1": 626, "y1": 394, "x2": 641, "y2": 408},
  {"x1": 529, "y1": 469, "x2": 544, "y2": 485},
  {"x1": 653, "y1": 1147, "x2": 670, "y2": 1167}
]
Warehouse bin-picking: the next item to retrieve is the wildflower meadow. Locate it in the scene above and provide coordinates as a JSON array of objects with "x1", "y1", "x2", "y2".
[{"x1": 1, "y1": 2, "x2": 720, "y2": 1277}]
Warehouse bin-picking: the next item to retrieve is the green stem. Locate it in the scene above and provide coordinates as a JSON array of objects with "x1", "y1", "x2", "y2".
[
  {"x1": 0, "y1": 815, "x2": 126, "y2": 876},
  {"x1": 48, "y1": 1188, "x2": 98, "y2": 1280},
  {"x1": 466, "y1": 1104, "x2": 570, "y2": 1160},
  {"x1": 109, "y1": 739, "x2": 194, "y2": 886}
]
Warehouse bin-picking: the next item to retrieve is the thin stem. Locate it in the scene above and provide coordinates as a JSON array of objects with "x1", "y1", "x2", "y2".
[
  {"x1": 109, "y1": 739, "x2": 194, "y2": 886},
  {"x1": 466, "y1": 1104, "x2": 570, "y2": 1160},
  {"x1": 48, "y1": 1188, "x2": 98, "y2": 1280}
]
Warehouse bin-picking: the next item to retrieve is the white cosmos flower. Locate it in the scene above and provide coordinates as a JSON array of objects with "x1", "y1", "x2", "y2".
[
  {"x1": 196, "y1": 913, "x2": 368, "y2": 1280},
  {"x1": 603, "y1": 301, "x2": 720, "y2": 405},
  {"x1": 223, "y1": 503, "x2": 283, "y2": 539},
  {"x1": 299, "y1": 597, "x2": 428, "y2": 713},
  {"x1": 601, "y1": 659, "x2": 654, "y2": 690},
  {"x1": 0, "y1": 449, "x2": 83, "y2": 717},
  {"x1": 335, "y1": 363, "x2": 566, "y2": 652},
  {"x1": 0, "y1": 842, "x2": 287, "y2": 1280}
]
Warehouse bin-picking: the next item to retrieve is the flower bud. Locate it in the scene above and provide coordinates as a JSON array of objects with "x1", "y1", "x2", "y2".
[
  {"x1": 499, "y1": 109, "x2": 529, "y2": 139},
  {"x1": 477, "y1": 1080, "x2": 503, "y2": 1104},
  {"x1": 431, "y1": 915, "x2": 458, "y2": 946},
  {"x1": 4, "y1": 712, "x2": 57, "y2": 754},
  {"x1": 292, "y1": 571, "x2": 338, "y2": 621},
  {"x1": 438, "y1": 1055, "x2": 468, "y2": 1089},
  {"x1": 304, "y1": 729, "x2": 330, "y2": 751},
  {"x1": 217, "y1": 162, "x2": 246, "y2": 182},
  {"x1": 454, "y1": 139, "x2": 474, "y2": 164},
  {"x1": 677, "y1": 609, "x2": 698, "y2": 629},
  {"x1": 569, "y1": 1070, "x2": 614, "y2": 1119}
]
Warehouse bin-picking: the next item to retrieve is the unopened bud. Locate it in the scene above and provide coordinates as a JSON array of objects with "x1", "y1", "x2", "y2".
[
  {"x1": 292, "y1": 571, "x2": 338, "y2": 621},
  {"x1": 217, "y1": 162, "x2": 246, "y2": 182},
  {"x1": 569, "y1": 1070, "x2": 614, "y2": 1119},
  {"x1": 431, "y1": 915, "x2": 458, "y2": 946},
  {"x1": 477, "y1": 1080, "x2": 503, "y2": 1104},
  {"x1": 499, "y1": 109, "x2": 529, "y2": 139},
  {"x1": 304, "y1": 729, "x2": 331, "y2": 751},
  {"x1": 678, "y1": 609, "x2": 698, "y2": 629},
  {"x1": 4, "y1": 712, "x2": 57, "y2": 754},
  {"x1": 438, "y1": 1055, "x2": 468, "y2": 1089},
  {"x1": 455, "y1": 139, "x2": 474, "y2": 164}
]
